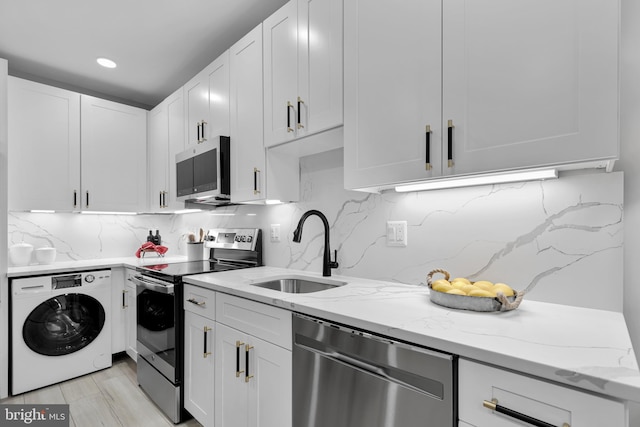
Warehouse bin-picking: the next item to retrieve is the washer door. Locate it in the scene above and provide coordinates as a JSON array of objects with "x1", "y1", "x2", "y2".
[{"x1": 23, "y1": 293, "x2": 106, "y2": 356}]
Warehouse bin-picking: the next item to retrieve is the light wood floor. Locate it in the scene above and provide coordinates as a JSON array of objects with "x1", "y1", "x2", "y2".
[{"x1": 1, "y1": 354, "x2": 202, "y2": 427}]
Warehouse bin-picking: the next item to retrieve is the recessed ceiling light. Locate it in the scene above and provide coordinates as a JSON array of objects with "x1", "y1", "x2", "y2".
[{"x1": 97, "y1": 57, "x2": 117, "y2": 69}]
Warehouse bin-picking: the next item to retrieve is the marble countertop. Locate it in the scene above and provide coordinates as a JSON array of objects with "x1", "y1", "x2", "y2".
[
  {"x1": 7, "y1": 255, "x2": 188, "y2": 277},
  {"x1": 8, "y1": 258, "x2": 640, "y2": 402},
  {"x1": 184, "y1": 266, "x2": 640, "y2": 404}
]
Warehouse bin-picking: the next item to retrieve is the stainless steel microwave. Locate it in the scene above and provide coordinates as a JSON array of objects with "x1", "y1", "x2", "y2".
[{"x1": 176, "y1": 136, "x2": 230, "y2": 203}]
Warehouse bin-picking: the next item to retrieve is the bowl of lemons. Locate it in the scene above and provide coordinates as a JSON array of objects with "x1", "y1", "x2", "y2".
[{"x1": 426, "y1": 269, "x2": 524, "y2": 312}]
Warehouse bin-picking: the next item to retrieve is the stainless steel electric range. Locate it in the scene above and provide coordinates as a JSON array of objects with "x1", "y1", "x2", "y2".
[{"x1": 130, "y1": 228, "x2": 262, "y2": 423}]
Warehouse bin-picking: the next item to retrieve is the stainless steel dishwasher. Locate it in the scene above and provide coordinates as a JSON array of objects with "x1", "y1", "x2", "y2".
[{"x1": 293, "y1": 313, "x2": 456, "y2": 427}]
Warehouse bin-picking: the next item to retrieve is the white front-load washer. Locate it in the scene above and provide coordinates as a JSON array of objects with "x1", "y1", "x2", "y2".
[{"x1": 11, "y1": 270, "x2": 112, "y2": 395}]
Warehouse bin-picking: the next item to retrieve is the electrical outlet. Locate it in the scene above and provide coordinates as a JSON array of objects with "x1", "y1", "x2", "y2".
[
  {"x1": 386, "y1": 221, "x2": 407, "y2": 247},
  {"x1": 270, "y1": 224, "x2": 281, "y2": 243}
]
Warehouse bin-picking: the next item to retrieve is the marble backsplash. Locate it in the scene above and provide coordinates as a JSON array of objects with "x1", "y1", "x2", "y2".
[{"x1": 9, "y1": 149, "x2": 623, "y2": 311}]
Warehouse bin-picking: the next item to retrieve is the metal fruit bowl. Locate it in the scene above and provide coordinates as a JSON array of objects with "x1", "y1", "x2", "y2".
[{"x1": 426, "y1": 269, "x2": 524, "y2": 312}]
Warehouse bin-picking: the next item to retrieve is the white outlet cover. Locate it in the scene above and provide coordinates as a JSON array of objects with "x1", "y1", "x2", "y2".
[
  {"x1": 270, "y1": 224, "x2": 281, "y2": 243},
  {"x1": 386, "y1": 221, "x2": 407, "y2": 247}
]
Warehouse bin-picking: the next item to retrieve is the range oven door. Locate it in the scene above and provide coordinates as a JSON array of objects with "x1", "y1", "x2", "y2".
[{"x1": 131, "y1": 274, "x2": 177, "y2": 383}]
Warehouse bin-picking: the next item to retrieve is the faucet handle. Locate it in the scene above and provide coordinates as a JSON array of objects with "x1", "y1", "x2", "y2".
[{"x1": 329, "y1": 249, "x2": 339, "y2": 269}]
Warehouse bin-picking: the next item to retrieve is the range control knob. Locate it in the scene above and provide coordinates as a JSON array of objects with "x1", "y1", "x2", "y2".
[{"x1": 85, "y1": 274, "x2": 95, "y2": 283}]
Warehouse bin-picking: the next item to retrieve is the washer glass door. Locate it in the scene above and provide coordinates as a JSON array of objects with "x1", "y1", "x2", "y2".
[{"x1": 23, "y1": 294, "x2": 106, "y2": 356}]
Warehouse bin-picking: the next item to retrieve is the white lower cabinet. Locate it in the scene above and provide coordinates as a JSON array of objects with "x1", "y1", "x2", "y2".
[
  {"x1": 111, "y1": 268, "x2": 137, "y2": 361},
  {"x1": 184, "y1": 284, "x2": 216, "y2": 427},
  {"x1": 215, "y1": 323, "x2": 292, "y2": 427},
  {"x1": 124, "y1": 269, "x2": 137, "y2": 361},
  {"x1": 458, "y1": 359, "x2": 628, "y2": 426},
  {"x1": 215, "y1": 293, "x2": 292, "y2": 427}
]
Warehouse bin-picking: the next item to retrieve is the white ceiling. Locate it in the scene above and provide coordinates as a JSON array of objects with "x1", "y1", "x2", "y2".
[{"x1": 0, "y1": 0, "x2": 288, "y2": 110}]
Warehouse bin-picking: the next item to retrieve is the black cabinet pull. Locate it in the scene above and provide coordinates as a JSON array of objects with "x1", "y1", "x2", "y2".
[
  {"x1": 86, "y1": 191, "x2": 90, "y2": 208},
  {"x1": 447, "y1": 120, "x2": 454, "y2": 168},
  {"x1": 483, "y1": 400, "x2": 567, "y2": 427},
  {"x1": 425, "y1": 125, "x2": 432, "y2": 171},
  {"x1": 203, "y1": 326, "x2": 212, "y2": 358},
  {"x1": 297, "y1": 97, "x2": 304, "y2": 129},
  {"x1": 122, "y1": 289, "x2": 127, "y2": 308},
  {"x1": 287, "y1": 102, "x2": 294, "y2": 133},
  {"x1": 245, "y1": 344, "x2": 254, "y2": 383},
  {"x1": 159, "y1": 191, "x2": 163, "y2": 208},
  {"x1": 253, "y1": 168, "x2": 260, "y2": 195},
  {"x1": 235, "y1": 340, "x2": 245, "y2": 377},
  {"x1": 200, "y1": 120, "x2": 207, "y2": 142},
  {"x1": 196, "y1": 121, "x2": 201, "y2": 143},
  {"x1": 73, "y1": 190, "x2": 77, "y2": 208}
]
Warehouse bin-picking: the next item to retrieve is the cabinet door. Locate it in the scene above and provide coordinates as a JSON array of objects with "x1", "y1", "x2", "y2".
[
  {"x1": 124, "y1": 269, "x2": 137, "y2": 361},
  {"x1": 263, "y1": 1, "x2": 298, "y2": 147},
  {"x1": 148, "y1": 101, "x2": 169, "y2": 212},
  {"x1": 80, "y1": 96, "x2": 147, "y2": 212},
  {"x1": 185, "y1": 311, "x2": 215, "y2": 427},
  {"x1": 207, "y1": 50, "x2": 231, "y2": 140},
  {"x1": 8, "y1": 77, "x2": 81, "y2": 211},
  {"x1": 298, "y1": 0, "x2": 343, "y2": 137},
  {"x1": 230, "y1": 24, "x2": 266, "y2": 203},
  {"x1": 215, "y1": 323, "x2": 249, "y2": 427},
  {"x1": 442, "y1": 0, "x2": 619, "y2": 176},
  {"x1": 166, "y1": 87, "x2": 186, "y2": 210},
  {"x1": 110, "y1": 268, "x2": 126, "y2": 354},
  {"x1": 343, "y1": 0, "x2": 442, "y2": 191},
  {"x1": 247, "y1": 336, "x2": 292, "y2": 427},
  {"x1": 185, "y1": 70, "x2": 210, "y2": 147}
]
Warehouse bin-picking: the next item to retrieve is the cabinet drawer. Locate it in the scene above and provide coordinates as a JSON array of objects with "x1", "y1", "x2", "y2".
[
  {"x1": 458, "y1": 359, "x2": 627, "y2": 427},
  {"x1": 216, "y1": 293, "x2": 292, "y2": 350},
  {"x1": 183, "y1": 284, "x2": 216, "y2": 319}
]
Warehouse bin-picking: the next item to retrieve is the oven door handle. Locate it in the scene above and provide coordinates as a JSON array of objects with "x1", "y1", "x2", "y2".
[{"x1": 129, "y1": 275, "x2": 175, "y2": 294}]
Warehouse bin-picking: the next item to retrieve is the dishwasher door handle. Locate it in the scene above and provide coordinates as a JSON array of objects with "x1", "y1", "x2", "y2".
[{"x1": 294, "y1": 338, "x2": 444, "y2": 399}]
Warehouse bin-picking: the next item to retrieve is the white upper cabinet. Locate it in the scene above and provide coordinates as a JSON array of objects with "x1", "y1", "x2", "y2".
[
  {"x1": 344, "y1": 0, "x2": 619, "y2": 192},
  {"x1": 263, "y1": 0, "x2": 343, "y2": 148},
  {"x1": 81, "y1": 95, "x2": 147, "y2": 212},
  {"x1": 344, "y1": 1, "x2": 441, "y2": 191},
  {"x1": 441, "y1": 0, "x2": 619, "y2": 177},
  {"x1": 8, "y1": 77, "x2": 81, "y2": 211},
  {"x1": 263, "y1": 1, "x2": 298, "y2": 147},
  {"x1": 184, "y1": 50, "x2": 230, "y2": 147},
  {"x1": 230, "y1": 24, "x2": 268, "y2": 203},
  {"x1": 148, "y1": 87, "x2": 185, "y2": 212}
]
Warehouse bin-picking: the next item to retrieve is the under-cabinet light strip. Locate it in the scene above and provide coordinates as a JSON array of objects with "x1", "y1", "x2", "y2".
[{"x1": 394, "y1": 169, "x2": 558, "y2": 193}]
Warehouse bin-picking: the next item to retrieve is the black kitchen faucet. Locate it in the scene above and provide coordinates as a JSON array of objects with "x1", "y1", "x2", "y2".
[{"x1": 292, "y1": 210, "x2": 339, "y2": 277}]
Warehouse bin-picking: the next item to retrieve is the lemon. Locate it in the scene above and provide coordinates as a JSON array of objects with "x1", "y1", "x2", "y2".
[
  {"x1": 451, "y1": 277, "x2": 471, "y2": 285},
  {"x1": 460, "y1": 284, "x2": 477, "y2": 295},
  {"x1": 451, "y1": 281, "x2": 469, "y2": 290},
  {"x1": 468, "y1": 289, "x2": 496, "y2": 298},
  {"x1": 473, "y1": 281, "x2": 494, "y2": 291},
  {"x1": 493, "y1": 283, "x2": 515, "y2": 297},
  {"x1": 432, "y1": 280, "x2": 454, "y2": 293},
  {"x1": 446, "y1": 289, "x2": 467, "y2": 296}
]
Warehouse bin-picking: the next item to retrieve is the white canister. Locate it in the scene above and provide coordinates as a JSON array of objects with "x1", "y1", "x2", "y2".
[
  {"x1": 186, "y1": 242, "x2": 205, "y2": 261},
  {"x1": 35, "y1": 247, "x2": 57, "y2": 264},
  {"x1": 9, "y1": 242, "x2": 34, "y2": 266}
]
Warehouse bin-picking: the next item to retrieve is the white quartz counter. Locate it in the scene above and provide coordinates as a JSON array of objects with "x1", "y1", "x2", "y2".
[
  {"x1": 183, "y1": 266, "x2": 640, "y2": 404},
  {"x1": 7, "y1": 255, "x2": 188, "y2": 277}
]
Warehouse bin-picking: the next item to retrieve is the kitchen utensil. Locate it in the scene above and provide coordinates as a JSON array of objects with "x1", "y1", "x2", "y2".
[
  {"x1": 9, "y1": 242, "x2": 34, "y2": 266},
  {"x1": 426, "y1": 269, "x2": 524, "y2": 312},
  {"x1": 186, "y1": 242, "x2": 204, "y2": 261},
  {"x1": 34, "y1": 247, "x2": 56, "y2": 264}
]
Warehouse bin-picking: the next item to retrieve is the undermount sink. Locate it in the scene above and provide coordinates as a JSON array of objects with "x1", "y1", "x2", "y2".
[{"x1": 250, "y1": 276, "x2": 346, "y2": 294}]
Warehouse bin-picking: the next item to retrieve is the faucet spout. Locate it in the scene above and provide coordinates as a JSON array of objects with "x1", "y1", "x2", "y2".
[{"x1": 292, "y1": 210, "x2": 338, "y2": 277}]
